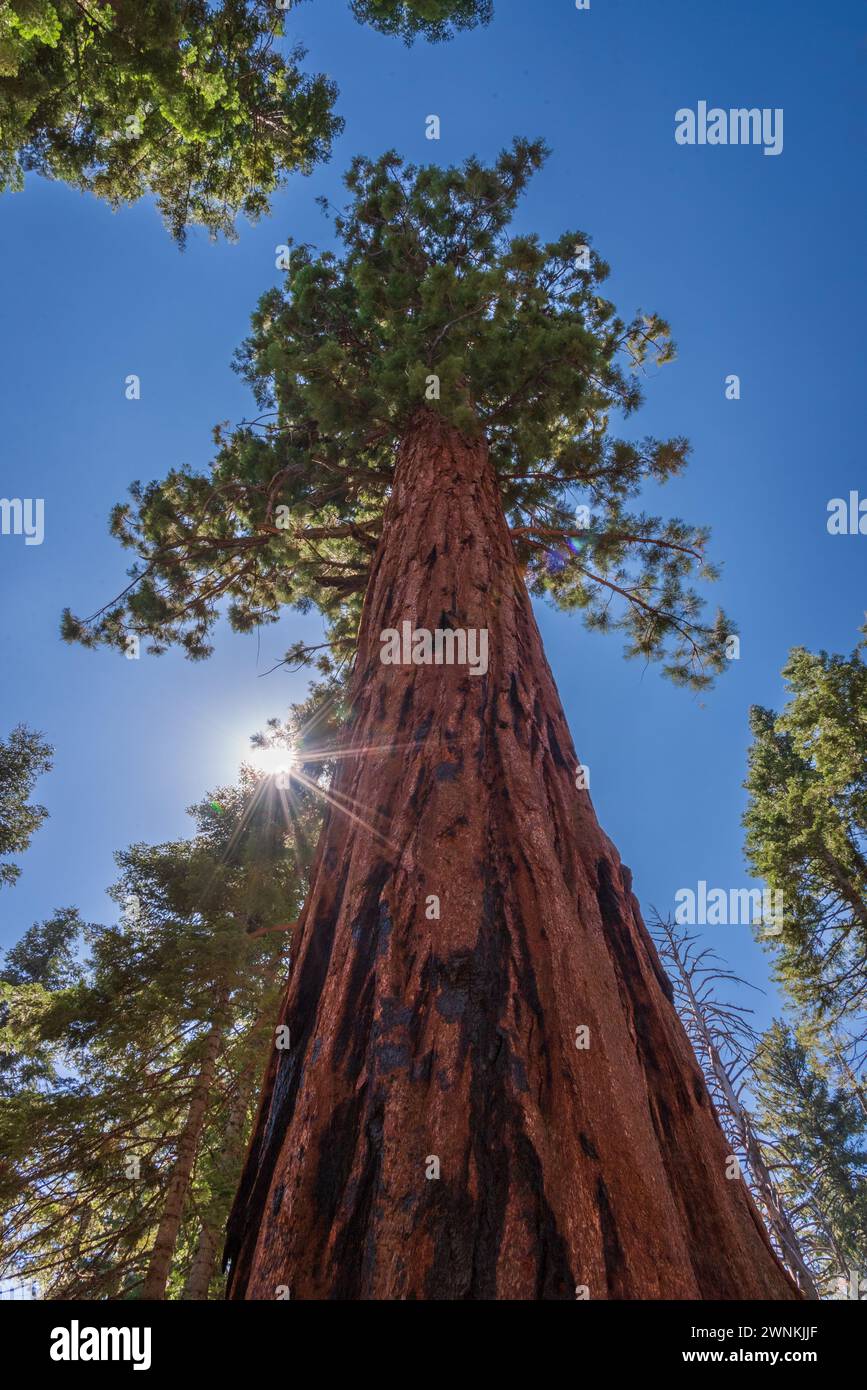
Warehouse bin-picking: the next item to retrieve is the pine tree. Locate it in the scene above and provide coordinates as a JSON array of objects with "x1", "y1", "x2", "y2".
[
  {"x1": 350, "y1": 0, "x2": 492, "y2": 42},
  {"x1": 66, "y1": 142, "x2": 798, "y2": 1300},
  {"x1": 0, "y1": 907, "x2": 83, "y2": 1095},
  {"x1": 0, "y1": 724, "x2": 52, "y2": 889},
  {"x1": 0, "y1": 0, "x2": 490, "y2": 243},
  {"x1": 0, "y1": 758, "x2": 319, "y2": 1299},
  {"x1": 741, "y1": 627, "x2": 867, "y2": 1299},
  {"x1": 0, "y1": 906, "x2": 80, "y2": 992},
  {"x1": 752, "y1": 1022, "x2": 867, "y2": 1297},
  {"x1": 743, "y1": 629, "x2": 867, "y2": 1038}
]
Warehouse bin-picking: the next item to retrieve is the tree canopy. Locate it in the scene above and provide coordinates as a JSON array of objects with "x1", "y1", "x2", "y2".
[
  {"x1": 0, "y1": 724, "x2": 52, "y2": 889},
  {"x1": 0, "y1": 729, "x2": 327, "y2": 1297},
  {"x1": 64, "y1": 139, "x2": 733, "y2": 689},
  {"x1": 0, "y1": 0, "x2": 491, "y2": 243},
  {"x1": 349, "y1": 0, "x2": 492, "y2": 42},
  {"x1": 752, "y1": 1021, "x2": 867, "y2": 1295},
  {"x1": 744, "y1": 628, "x2": 867, "y2": 1034}
]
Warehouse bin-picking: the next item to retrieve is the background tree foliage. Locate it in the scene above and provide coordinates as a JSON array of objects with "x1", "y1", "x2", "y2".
[
  {"x1": 0, "y1": 0, "x2": 491, "y2": 243},
  {"x1": 752, "y1": 1021, "x2": 867, "y2": 1296},
  {"x1": 651, "y1": 914, "x2": 867, "y2": 1297},
  {"x1": 0, "y1": 679, "x2": 335, "y2": 1296},
  {"x1": 738, "y1": 625, "x2": 867, "y2": 1296},
  {"x1": 0, "y1": 724, "x2": 52, "y2": 889},
  {"x1": 650, "y1": 914, "x2": 822, "y2": 1297},
  {"x1": 0, "y1": 908, "x2": 83, "y2": 1097},
  {"x1": 744, "y1": 627, "x2": 867, "y2": 1043},
  {"x1": 349, "y1": 0, "x2": 492, "y2": 42},
  {"x1": 64, "y1": 139, "x2": 733, "y2": 689}
]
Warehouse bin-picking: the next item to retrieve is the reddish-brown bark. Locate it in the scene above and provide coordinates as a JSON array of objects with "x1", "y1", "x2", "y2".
[{"x1": 225, "y1": 409, "x2": 799, "y2": 1300}]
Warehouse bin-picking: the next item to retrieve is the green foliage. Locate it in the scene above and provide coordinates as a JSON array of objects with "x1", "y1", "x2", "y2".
[
  {"x1": 0, "y1": 906, "x2": 81, "y2": 989},
  {"x1": 0, "y1": 0, "x2": 346, "y2": 242},
  {"x1": 349, "y1": 0, "x2": 492, "y2": 42},
  {"x1": 744, "y1": 627, "x2": 867, "y2": 1026},
  {"x1": 0, "y1": 908, "x2": 86, "y2": 1096},
  {"x1": 0, "y1": 752, "x2": 323, "y2": 1298},
  {"x1": 753, "y1": 1021, "x2": 867, "y2": 1295},
  {"x1": 65, "y1": 140, "x2": 732, "y2": 689},
  {"x1": 0, "y1": 723, "x2": 52, "y2": 888},
  {"x1": 0, "y1": 0, "x2": 490, "y2": 242},
  {"x1": 743, "y1": 629, "x2": 867, "y2": 1294}
]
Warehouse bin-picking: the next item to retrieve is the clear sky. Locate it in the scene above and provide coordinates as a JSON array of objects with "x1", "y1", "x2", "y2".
[{"x1": 1, "y1": 0, "x2": 865, "y2": 1034}]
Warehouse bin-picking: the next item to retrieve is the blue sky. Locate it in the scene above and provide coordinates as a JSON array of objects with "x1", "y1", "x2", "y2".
[{"x1": 1, "y1": 0, "x2": 865, "y2": 1033}]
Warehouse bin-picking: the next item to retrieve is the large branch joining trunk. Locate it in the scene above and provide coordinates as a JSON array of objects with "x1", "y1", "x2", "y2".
[{"x1": 224, "y1": 409, "x2": 799, "y2": 1300}]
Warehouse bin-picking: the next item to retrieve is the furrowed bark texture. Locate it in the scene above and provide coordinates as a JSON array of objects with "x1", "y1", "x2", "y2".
[{"x1": 225, "y1": 409, "x2": 799, "y2": 1301}]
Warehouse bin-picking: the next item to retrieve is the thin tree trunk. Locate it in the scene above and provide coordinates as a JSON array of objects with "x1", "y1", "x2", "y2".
[
  {"x1": 225, "y1": 408, "x2": 799, "y2": 1300},
  {"x1": 709, "y1": 1046, "x2": 819, "y2": 1298},
  {"x1": 185, "y1": 965, "x2": 284, "y2": 1300},
  {"x1": 183, "y1": 1051, "x2": 261, "y2": 1299},
  {"x1": 662, "y1": 938, "x2": 820, "y2": 1298},
  {"x1": 142, "y1": 1005, "x2": 226, "y2": 1300},
  {"x1": 182, "y1": 1220, "x2": 219, "y2": 1302},
  {"x1": 818, "y1": 845, "x2": 867, "y2": 934},
  {"x1": 833, "y1": 1040, "x2": 867, "y2": 1126},
  {"x1": 745, "y1": 1152, "x2": 821, "y2": 1299}
]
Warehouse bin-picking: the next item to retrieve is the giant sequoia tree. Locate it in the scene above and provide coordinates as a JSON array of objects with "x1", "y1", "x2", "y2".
[
  {"x1": 66, "y1": 140, "x2": 798, "y2": 1299},
  {"x1": 0, "y1": 0, "x2": 490, "y2": 241}
]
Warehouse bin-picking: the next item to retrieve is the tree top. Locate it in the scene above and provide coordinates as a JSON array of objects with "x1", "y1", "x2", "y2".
[{"x1": 64, "y1": 139, "x2": 733, "y2": 689}]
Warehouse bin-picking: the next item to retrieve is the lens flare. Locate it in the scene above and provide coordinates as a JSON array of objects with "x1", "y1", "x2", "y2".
[{"x1": 248, "y1": 744, "x2": 295, "y2": 777}]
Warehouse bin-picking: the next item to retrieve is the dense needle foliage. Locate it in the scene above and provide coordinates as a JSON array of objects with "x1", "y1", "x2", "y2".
[
  {"x1": 0, "y1": 0, "x2": 490, "y2": 241},
  {"x1": 64, "y1": 139, "x2": 733, "y2": 689}
]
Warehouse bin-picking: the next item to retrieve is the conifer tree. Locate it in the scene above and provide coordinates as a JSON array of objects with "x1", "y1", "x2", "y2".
[
  {"x1": 63, "y1": 141, "x2": 730, "y2": 681},
  {"x1": 650, "y1": 914, "x2": 820, "y2": 1298},
  {"x1": 350, "y1": 0, "x2": 491, "y2": 42},
  {"x1": 66, "y1": 142, "x2": 800, "y2": 1300},
  {"x1": 0, "y1": 907, "x2": 83, "y2": 1095},
  {"x1": 752, "y1": 1022, "x2": 867, "y2": 1297},
  {"x1": 0, "y1": 724, "x2": 52, "y2": 890},
  {"x1": 743, "y1": 629, "x2": 867, "y2": 1042},
  {"x1": 0, "y1": 758, "x2": 319, "y2": 1299},
  {"x1": 0, "y1": 0, "x2": 490, "y2": 242}
]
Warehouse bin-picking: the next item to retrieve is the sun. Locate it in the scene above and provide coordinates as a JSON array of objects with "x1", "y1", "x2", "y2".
[{"x1": 248, "y1": 743, "x2": 296, "y2": 777}]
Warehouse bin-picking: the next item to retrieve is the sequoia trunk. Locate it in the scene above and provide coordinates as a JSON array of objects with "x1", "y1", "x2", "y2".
[{"x1": 225, "y1": 409, "x2": 798, "y2": 1300}]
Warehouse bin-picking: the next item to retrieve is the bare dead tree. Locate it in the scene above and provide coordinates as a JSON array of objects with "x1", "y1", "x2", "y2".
[{"x1": 650, "y1": 912, "x2": 821, "y2": 1299}]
